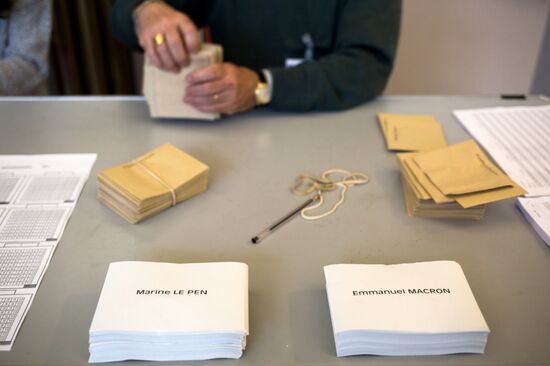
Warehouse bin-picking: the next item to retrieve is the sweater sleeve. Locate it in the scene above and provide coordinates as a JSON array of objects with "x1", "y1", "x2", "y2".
[
  {"x1": 268, "y1": 0, "x2": 401, "y2": 111},
  {"x1": 0, "y1": 0, "x2": 52, "y2": 95},
  {"x1": 110, "y1": 0, "x2": 208, "y2": 52}
]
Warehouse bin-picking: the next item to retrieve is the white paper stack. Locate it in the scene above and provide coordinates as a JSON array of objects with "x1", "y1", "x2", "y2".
[
  {"x1": 517, "y1": 197, "x2": 550, "y2": 248},
  {"x1": 143, "y1": 43, "x2": 223, "y2": 120},
  {"x1": 324, "y1": 261, "x2": 489, "y2": 357},
  {"x1": 89, "y1": 261, "x2": 248, "y2": 363}
]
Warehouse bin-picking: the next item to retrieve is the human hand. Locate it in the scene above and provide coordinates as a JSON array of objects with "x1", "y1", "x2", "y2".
[
  {"x1": 184, "y1": 63, "x2": 259, "y2": 115},
  {"x1": 134, "y1": 1, "x2": 200, "y2": 72}
]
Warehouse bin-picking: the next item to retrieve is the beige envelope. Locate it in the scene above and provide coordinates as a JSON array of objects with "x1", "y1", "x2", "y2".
[
  {"x1": 455, "y1": 183, "x2": 526, "y2": 208},
  {"x1": 413, "y1": 140, "x2": 512, "y2": 195},
  {"x1": 408, "y1": 140, "x2": 526, "y2": 208},
  {"x1": 399, "y1": 174, "x2": 486, "y2": 220},
  {"x1": 377, "y1": 113, "x2": 447, "y2": 152},
  {"x1": 400, "y1": 153, "x2": 455, "y2": 204},
  {"x1": 396, "y1": 153, "x2": 431, "y2": 200},
  {"x1": 99, "y1": 144, "x2": 209, "y2": 203}
]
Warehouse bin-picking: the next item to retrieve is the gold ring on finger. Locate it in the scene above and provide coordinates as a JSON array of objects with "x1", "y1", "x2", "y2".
[
  {"x1": 154, "y1": 33, "x2": 165, "y2": 46},
  {"x1": 213, "y1": 94, "x2": 220, "y2": 102}
]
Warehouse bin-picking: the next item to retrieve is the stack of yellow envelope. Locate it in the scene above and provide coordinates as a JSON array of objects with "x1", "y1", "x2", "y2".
[
  {"x1": 97, "y1": 144, "x2": 209, "y2": 224},
  {"x1": 397, "y1": 140, "x2": 526, "y2": 220},
  {"x1": 378, "y1": 113, "x2": 447, "y2": 152},
  {"x1": 143, "y1": 43, "x2": 223, "y2": 120}
]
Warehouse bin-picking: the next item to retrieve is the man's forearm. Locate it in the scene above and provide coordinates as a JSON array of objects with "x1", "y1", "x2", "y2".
[{"x1": 267, "y1": 0, "x2": 401, "y2": 111}]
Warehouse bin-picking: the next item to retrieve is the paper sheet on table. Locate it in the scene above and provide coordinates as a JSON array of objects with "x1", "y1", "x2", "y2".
[
  {"x1": 377, "y1": 113, "x2": 447, "y2": 151},
  {"x1": 0, "y1": 153, "x2": 96, "y2": 351}
]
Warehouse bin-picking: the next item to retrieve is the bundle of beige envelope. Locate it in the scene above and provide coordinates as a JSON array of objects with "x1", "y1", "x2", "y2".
[
  {"x1": 97, "y1": 144, "x2": 209, "y2": 224},
  {"x1": 378, "y1": 114, "x2": 525, "y2": 219},
  {"x1": 143, "y1": 43, "x2": 223, "y2": 120}
]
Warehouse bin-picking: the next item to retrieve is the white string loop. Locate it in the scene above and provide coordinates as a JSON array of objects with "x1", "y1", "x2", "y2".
[{"x1": 292, "y1": 169, "x2": 368, "y2": 220}]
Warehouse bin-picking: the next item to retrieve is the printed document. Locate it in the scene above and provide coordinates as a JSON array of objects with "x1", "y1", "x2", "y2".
[
  {"x1": 454, "y1": 105, "x2": 550, "y2": 247},
  {"x1": 0, "y1": 154, "x2": 96, "y2": 351}
]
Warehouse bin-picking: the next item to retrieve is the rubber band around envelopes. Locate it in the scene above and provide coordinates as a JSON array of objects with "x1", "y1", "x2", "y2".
[
  {"x1": 128, "y1": 157, "x2": 177, "y2": 207},
  {"x1": 292, "y1": 169, "x2": 369, "y2": 220}
]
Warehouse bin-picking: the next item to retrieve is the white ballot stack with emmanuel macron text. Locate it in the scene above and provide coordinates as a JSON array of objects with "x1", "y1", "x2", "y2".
[
  {"x1": 324, "y1": 261, "x2": 489, "y2": 357},
  {"x1": 89, "y1": 261, "x2": 249, "y2": 363}
]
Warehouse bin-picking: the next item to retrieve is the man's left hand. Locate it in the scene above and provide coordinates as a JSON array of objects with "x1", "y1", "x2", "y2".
[{"x1": 184, "y1": 63, "x2": 259, "y2": 115}]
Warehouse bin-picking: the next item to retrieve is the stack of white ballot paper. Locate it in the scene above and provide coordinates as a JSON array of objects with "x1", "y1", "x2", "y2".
[
  {"x1": 517, "y1": 197, "x2": 550, "y2": 247},
  {"x1": 89, "y1": 261, "x2": 249, "y2": 363},
  {"x1": 324, "y1": 261, "x2": 489, "y2": 357},
  {"x1": 143, "y1": 43, "x2": 223, "y2": 120}
]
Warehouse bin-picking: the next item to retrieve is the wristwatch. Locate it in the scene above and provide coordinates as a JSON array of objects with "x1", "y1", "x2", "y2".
[{"x1": 254, "y1": 70, "x2": 272, "y2": 106}]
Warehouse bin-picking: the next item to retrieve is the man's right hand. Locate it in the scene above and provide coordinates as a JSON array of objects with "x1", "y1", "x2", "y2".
[{"x1": 134, "y1": 1, "x2": 200, "y2": 73}]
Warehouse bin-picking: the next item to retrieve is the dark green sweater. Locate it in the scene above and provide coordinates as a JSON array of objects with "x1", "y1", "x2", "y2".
[{"x1": 111, "y1": 0, "x2": 401, "y2": 111}]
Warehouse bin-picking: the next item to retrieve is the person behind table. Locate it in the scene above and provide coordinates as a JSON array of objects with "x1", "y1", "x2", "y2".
[
  {"x1": 111, "y1": 0, "x2": 401, "y2": 114},
  {"x1": 0, "y1": 0, "x2": 52, "y2": 95}
]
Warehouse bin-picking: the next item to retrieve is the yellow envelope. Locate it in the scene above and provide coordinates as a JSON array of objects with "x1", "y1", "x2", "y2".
[
  {"x1": 377, "y1": 113, "x2": 447, "y2": 151},
  {"x1": 400, "y1": 153, "x2": 455, "y2": 204},
  {"x1": 399, "y1": 173, "x2": 487, "y2": 219},
  {"x1": 396, "y1": 153, "x2": 431, "y2": 200},
  {"x1": 413, "y1": 140, "x2": 512, "y2": 195},
  {"x1": 400, "y1": 173, "x2": 418, "y2": 216},
  {"x1": 455, "y1": 183, "x2": 526, "y2": 208},
  {"x1": 100, "y1": 143, "x2": 209, "y2": 202}
]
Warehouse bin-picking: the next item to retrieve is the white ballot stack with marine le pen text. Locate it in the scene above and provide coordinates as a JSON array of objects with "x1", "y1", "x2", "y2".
[{"x1": 89, "y1": 261, "x2": 249, "y2": 363}]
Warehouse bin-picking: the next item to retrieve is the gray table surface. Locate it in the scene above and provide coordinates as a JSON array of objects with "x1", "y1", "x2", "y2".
[{"x1": 0, "y1": 96, "x2": 549, "y2": 366}]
